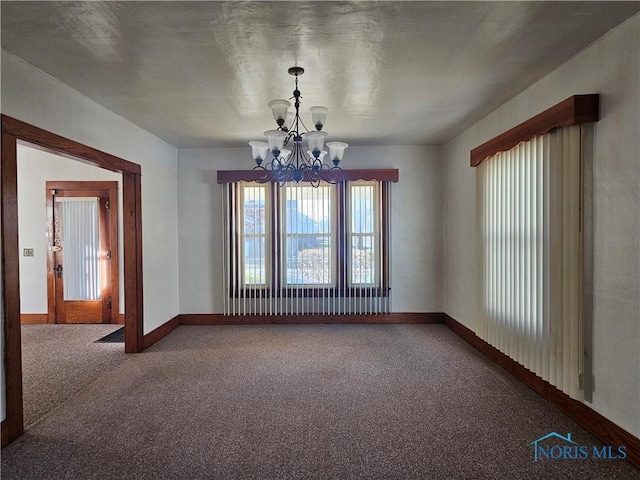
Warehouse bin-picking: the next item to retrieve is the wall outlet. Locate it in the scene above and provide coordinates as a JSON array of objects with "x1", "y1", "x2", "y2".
[{"x1": 23, "y1": 248, "x2": 34, "y2": 257}]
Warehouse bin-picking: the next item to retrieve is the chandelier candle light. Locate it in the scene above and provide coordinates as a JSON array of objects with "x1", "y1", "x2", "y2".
[{"x1": 249, "y1": 67, "x2": 348, "y2": 186}]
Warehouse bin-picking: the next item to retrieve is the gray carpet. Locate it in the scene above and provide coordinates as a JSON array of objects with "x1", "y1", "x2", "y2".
[
  {"x1": 3, "y1": 324, "x2": 639, "y2": 479},
  {"x1": 20, "y1": 324, "x2": 128, "y2": 428}
]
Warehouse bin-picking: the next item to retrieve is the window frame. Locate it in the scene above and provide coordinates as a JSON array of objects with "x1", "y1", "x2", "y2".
[
  {"x1": 237, "y1": 182, "x2": 270, "y2": 288},
  {"x1": 281, "y1": 182, "x2": 336, "y2": 288},
  {"x1": 347, "y1": 180, "x2": 382, "y2": 288},
  {"x1": 229, "y1": 180, "x2": 390, "y2": 298}
]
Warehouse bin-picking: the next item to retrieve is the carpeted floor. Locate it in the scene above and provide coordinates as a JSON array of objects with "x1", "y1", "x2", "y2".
[
  {"x1": 20, "y1": 324, "x2": 128, "y2": 428},
  {"x1": 3, "y1": 324, "x2": 639, "y2": 479}
]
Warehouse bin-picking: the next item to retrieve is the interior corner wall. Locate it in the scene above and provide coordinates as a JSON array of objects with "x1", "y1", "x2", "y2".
[
  {"x1": 177, "y1": 145, "x2": 444, "y2": 314},
  {"x1": 443, "y1": 14, "x2": 640, "y2": 437},
  {"x1": 1, "y1": 49, "x2": 180, "y2": 336},
  {"x1": 17, "y1": 145, "x2": 124, "y2": 315}
]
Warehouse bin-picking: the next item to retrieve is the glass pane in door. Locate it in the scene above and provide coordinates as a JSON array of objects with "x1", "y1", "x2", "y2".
[{"x1": 57, "y1": 198, "x2": 102, "y2": 300}]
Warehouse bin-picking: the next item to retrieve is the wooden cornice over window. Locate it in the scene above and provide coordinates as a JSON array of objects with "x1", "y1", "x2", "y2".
[
  {"x1": 470, "y1": 94, "x2": 599, "y2": 167},
  {"x1": 217, "y1": 169, "x2": 399, "y2": 184}
]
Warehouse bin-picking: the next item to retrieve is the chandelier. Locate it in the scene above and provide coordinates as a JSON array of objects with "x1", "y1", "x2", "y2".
[{"x1": 249, "y1": 66, "x2": 348, "y2": 186}]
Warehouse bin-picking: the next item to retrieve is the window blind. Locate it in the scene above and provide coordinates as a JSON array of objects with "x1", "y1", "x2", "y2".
[
  {"x1": 477, "y1": 125, "x2": 584, "y2": 400},
  {"x1": 222, "y1": 180, "x2": 391, "y2": 316}
]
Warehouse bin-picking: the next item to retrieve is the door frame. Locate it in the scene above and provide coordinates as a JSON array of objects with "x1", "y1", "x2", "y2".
[
  {"x1": 1, "y1": 115, "x2": 144, "y2": 447},
  {"x1": 46, "y1": 181, "x2": 120, "y2": 325}
]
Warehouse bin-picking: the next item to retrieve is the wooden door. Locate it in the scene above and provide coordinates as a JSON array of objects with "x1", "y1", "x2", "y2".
[{"x1": 47, "y1": 182, "x2": 119, "y2": 324}]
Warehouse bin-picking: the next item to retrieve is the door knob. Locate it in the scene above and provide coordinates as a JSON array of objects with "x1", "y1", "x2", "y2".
[{"x1": 55, "y1": 264, "x2": 63, "y2": 277}]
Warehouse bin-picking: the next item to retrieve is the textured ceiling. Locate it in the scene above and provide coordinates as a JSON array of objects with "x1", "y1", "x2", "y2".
[{"x1": 2, "y1": 1, "x2": 639, "y2": 148}]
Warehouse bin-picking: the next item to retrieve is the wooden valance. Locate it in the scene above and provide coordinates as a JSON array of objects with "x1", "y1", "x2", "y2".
[
  {"x1": 217, "y1": 168, "x2": 399, "y2": 184},
  {"x1": 470, "y1": 94, "x2": 599, "y2": 167}
]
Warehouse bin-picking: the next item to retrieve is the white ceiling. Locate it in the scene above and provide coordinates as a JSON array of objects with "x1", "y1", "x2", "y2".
[{"x1": 2, "y1": 1, "x2": 639, "y2": 148}]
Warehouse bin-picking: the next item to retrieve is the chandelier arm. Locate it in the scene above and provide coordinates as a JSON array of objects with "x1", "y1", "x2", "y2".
[
  {"x1": 293, "y1": 140, "x2": 305, "y2": 170},
  {"x1": 251, "y1": 67, "x2": 347, "y2": 187},
  {"x1": 313, "y1": 163, "x2": 332, "y2": 184},
  {"x1": 275, "y1": 169, "x2": 286, "y2": 187},
  {"x1": 275, "y1": 162, "x2": 291, "y2": 186},
  {"x1": 282, "y1": 130, "x2": 296, "y2": 146},
  {"x1": 327, "y1": 165, "x2": 344, "y2": 184},
  {"x1": 297, "y1": 117, "x2": 312, "y2": 134},
  {"x1": 251, "y1": 165, "x2": 270, "y2": 184},
  {"x1": 299, "y1": 163, "x2": 315, "y2": 186}
]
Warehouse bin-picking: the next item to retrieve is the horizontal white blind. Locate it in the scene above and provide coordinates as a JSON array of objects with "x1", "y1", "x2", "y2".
[
  {"x1": 222, "y1": 181, "x2": 390, "y2": 315},
  {"x1": 477, "y1": 126, "x2": 583, "y2": 399}
]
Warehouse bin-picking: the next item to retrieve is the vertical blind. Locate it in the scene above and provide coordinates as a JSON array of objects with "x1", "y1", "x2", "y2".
[
  {"x1": 57, "y1": 197, "x2": 102, "y2": 301},
  {"x1": 222, "y1": 181, "x2": 391, "y2": 315},
  {"x1": 477, "y1": 125, "x2": 583, "y2": 400}
]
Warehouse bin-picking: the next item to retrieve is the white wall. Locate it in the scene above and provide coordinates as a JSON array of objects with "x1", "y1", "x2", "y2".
[
  {"x1": 177, "y1": 145, "x2": 443, "y2": 314},
  {"x1": 443, "y1": 15, "x2": 640, "y2": 437},
  {"x1": 1, "y1": 49, "x2": 180, "y2": 337},
  {"x1": 17, "y1": 145, "x2": 124, "y2": 314}
]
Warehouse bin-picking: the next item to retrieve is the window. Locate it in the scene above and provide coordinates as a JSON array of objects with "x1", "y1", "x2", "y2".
[
  {"x1": 349, "y1": 182, "x2": 380, "y2": 286},
  {"x1": 472, "y1": 95, "x2": 600, "y2": 400},
  {"x1": 476, "y1": 125, "x2": 585, "y2": 400},
  {"x1": 223, "y1": 179, "x2": 390, "y2": 315},
  {"x1": 283, "y1": 183, "x2": 334, "y2": 286},
  {"x1": 239, "y1": 184, "x2": 269, "y2": 286}
]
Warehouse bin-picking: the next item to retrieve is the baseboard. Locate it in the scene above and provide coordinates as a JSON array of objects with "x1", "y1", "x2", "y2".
[
  {"x1": 20, "y1": 314, "x2": 125, "y2": 325},
  {"x1": 10, "y1": 309, "x2": 637, "y2": 467},
  {"x1": 142, "y1": 315, "x2": 179, "y2": 350},
  {"x1": 1, "y1": 420, "x2": 8, "y2": 447},
  {"x1": 443, "y1": 314, "x2": 640, "y2": 469},
  {"x1": 139, "y1": 312, "x2": 436, "y2": 348},
  {"x1": 178, "y1": 312, "x2": 445, "y2": 325},
  {"x1": 20, "y1": 314, "x2": 50, "y2": 324}
]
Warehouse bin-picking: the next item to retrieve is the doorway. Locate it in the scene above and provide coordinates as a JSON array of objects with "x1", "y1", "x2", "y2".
[
  {"x1": 1, "y1": 115, "x2": 144, "y2": 446},
  {"x1": 17, "y1": 152, "x2": 126, "y2": 427},
  {"x1": 46, "y1": 182, "x2": 119, "y2": 324}
]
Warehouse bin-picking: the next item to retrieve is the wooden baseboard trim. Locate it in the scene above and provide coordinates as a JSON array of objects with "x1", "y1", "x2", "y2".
[
  {"x1": 20, "y1": 314, "x2": 50, "y2": 324},
  {"x1": 4, "y1": 308, "x2": 638, "y2": 468},
  {"x1": 20, "y1": 314, "x2": 126, "y2": 325},
  {"x1": 178, "y1": 312, "x2": 445, "y2": 325},
  {"x1": 142, "y1": 315, "x2": 179, "y2": 350},
  {"x1": 1, "y1": 420, "x2": 8, "y2": 448},
  {"x1": 443, "y1": 314, "x2": 640, "y2": 469}
]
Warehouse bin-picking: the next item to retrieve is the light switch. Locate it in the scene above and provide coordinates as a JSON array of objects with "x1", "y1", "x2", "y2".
[{"x1": 23, "y1": 248, "x2": 34, "y2": 257}]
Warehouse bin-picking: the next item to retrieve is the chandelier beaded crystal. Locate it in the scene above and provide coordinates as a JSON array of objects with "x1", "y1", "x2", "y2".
[{"x1": 249, "y1": 67, "x2": 348, "y2": 187}]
